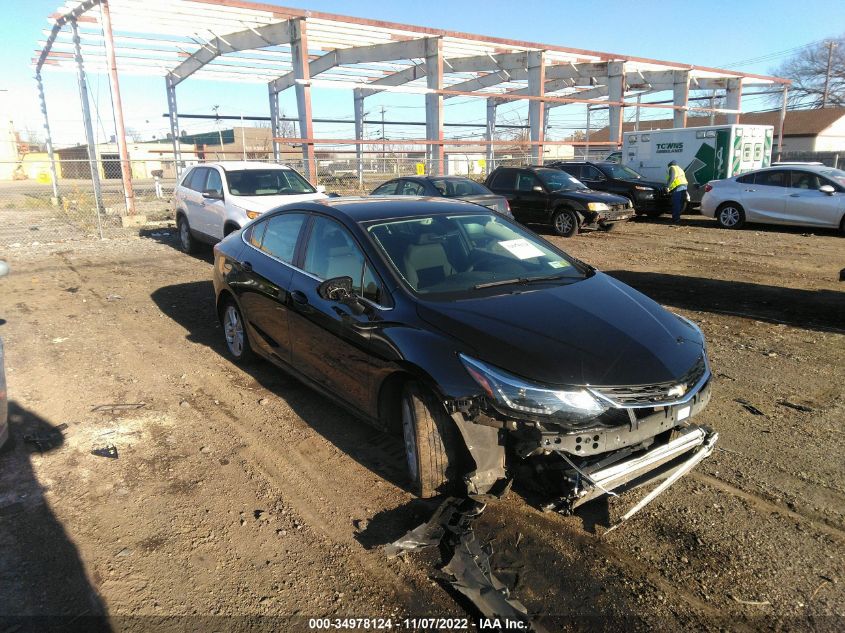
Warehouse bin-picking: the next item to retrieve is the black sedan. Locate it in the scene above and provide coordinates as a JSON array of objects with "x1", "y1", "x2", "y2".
[
  {"x1": 485, "y1": 166, "x2": 633, "y2": 236},
  {"x1": 371, "y1": 175, "x2": 512, "y2": 218},
  {"x1": 548, "y1": 161, "x2": 671, "y2": 217},
  {"x1": 212, "y1": 198, "x2": 716, "y2": 511}
]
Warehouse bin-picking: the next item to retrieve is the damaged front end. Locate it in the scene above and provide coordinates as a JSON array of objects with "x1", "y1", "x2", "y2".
[{"x1": 449, "y1": 352, "x2": 718, "y2": 519}]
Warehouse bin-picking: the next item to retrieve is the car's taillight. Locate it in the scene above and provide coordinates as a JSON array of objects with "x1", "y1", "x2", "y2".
[{"x1": 704, "y1": 184, "x2": 713, "y2": 193}]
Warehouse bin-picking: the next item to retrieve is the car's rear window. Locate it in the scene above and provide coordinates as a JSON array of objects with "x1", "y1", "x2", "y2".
[{"x1": 430, "y1": 178, "x2": 490, "y2": 197}]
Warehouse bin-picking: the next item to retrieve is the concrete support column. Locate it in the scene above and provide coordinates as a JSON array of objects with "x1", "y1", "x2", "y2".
[
  {"x1": 527, "y1": 50, "x2": 546, "y2": 165},
  {"x1": 725, "y1": 78, "x2": 742, "y2": 124},
  {"x1": 291, "y1": 18, "x2": 316, "y2": 181},
  {"x1": 35, "y1": 73, "x2": 60, "y2": 204},
  {"x1": 268, "y1": 84, "x2": 281, "y2": 163},
  {"x1": 777, "y1": 85, "x2": 788, "y2": 161},
  {"x1": 354, "y1": 88, "x2": 365, "y2": 187},
  {"x1": 485, "y1": 99, "x2": 497, "y2": 171},
  {"x1": 673, "y1": 70, "x2": 690, "y2": 128},
  {"x1": 165, "y1": 77, "x2": 182, "y2": 176},
  {"x1": 607, "y1": 61, "x2": 625, "y2": 148},
  {"x1": 70, "y1": 18, "x2": 104, "y2": 227},
  {"x1": 425, "y1": 37, "x2": 444, "y2": 175}
]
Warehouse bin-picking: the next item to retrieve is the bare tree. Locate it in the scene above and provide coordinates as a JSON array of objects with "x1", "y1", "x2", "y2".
[{"x1": 772, "y1": 36, "x2": 845, "y2": 108}]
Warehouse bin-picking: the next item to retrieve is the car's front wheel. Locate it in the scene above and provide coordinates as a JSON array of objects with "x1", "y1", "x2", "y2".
[
  {"x1": 401, "y1": 382, "x2": 456, "y2": 498},
  {"x1": 221, "y1": 299, "x2": 254, "y2": 364},
  {"x1": 716, "y1": 203, "x2": 746, "y2": 229},
  {"x1": 177, "y1": 214, "x2": 198, "y2": 253},
  {"x1": 551, "y1": 208, "x2": 579, "y2": 237}
]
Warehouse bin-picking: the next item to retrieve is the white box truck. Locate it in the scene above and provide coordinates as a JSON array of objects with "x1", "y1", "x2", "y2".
[{"x1": 621, "y1": 124, "x2": 774, "y2": 204}]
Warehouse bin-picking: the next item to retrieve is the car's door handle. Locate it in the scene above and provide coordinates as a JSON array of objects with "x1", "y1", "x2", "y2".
[
  {"x1": 291, "y1": 290, "x2": 309, "y2": 305},
  {"x1": 241, "y1": 261, "x2": 253, "y2": 272},
  {"x1": 789, "y1": 193, "x2": 801, "y2": 197},
  {"x1": 744, "y1": 188, "x2": 757, "y2": 192}
]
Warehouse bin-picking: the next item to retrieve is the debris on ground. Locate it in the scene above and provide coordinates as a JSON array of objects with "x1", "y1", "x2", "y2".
[
  {"x1": 735, "y1": 398, "x2": 765, "y2": 416},
  {"x1": 91, "y1": 445, "x2": 119, "y2": 459},
  {"x1": 777, "y1": 400, "x2": 814, "y2": 413},
  {"x1": 91, "y1": 403, "x2": 146, "y2": 412},
  {"x1": 23, "y1": 423, "x2": 68, "y2": 452}
]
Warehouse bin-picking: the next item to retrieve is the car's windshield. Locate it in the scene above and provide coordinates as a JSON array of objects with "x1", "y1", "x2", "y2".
[
  {"x1": 367, "y1": 212, "x2": 587, "y2": 297},
  {"x1": 819, "y1": 168, "x2": 845, "y2": 187},
  {"x1": 599, "y1": 163, "x2": 643, "y2": 180},
  {"x1": 226, "y1": 168, "x2": 316, "y2": 196},
  {"x1": 430, "y1": 178, "x2": 490, "y2": 197},
  {"x1": 535, "y1": 169, "x2": 587, "y2": 192}
]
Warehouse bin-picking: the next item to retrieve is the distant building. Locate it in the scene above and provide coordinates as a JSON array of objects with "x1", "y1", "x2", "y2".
[{"x1": 590, "y1": 107, "x2": 845, "y2": 153}]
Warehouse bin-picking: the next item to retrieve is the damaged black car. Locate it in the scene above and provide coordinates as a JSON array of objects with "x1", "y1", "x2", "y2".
[{"x1": 212, "y1": 197, "x2": 716, "y2": 514}]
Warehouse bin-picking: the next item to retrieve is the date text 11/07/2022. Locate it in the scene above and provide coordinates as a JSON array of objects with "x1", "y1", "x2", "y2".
[{"x1": 307, "y1": 617, "x2": 527, "y2": 629}]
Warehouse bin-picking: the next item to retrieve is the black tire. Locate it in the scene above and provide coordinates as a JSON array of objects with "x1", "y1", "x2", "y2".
[
  {"x1": 716, "y1": 202, "x2": 746, "y2": 229},
  {"x1": 177, "y1": 213, "x2": 198, "y2": 253},
  {"x1": 400, "y1": 382, "x2": 456, "y2": 498},
  {"x1": 220, "y1": 298, "x2": 254, "y2": 364},
  {"x1": 839, "y1": 215, "x2": 845, "y2": 236},
  {"x1": 551, "y1": 208, "x2": 580, "y2": 238}
]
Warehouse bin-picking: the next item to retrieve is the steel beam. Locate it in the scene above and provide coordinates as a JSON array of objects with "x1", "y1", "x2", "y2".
[
  {"x1": 165, "y1": 76, "x2": 182, "y2": 176},
  {"x1": 268, "y1": 83, "x2": 281, "y2": 162},
  {"x1": 358, "y1": 63, "x2": 427, "y2": 98},
  {"x1": 443, "y1": 71, "x2": 512, "y2": 100},
  {"x1": 290, "y1": 18, "x2": 316, "y2": 181},
  {"x1": 607, "y1": 61, "x2": 625, "y2": 148},
  {"x1": 725, "y1": 78, "x2": 742, "y2": 124},
  {"x1": 354, "y1": 88, "x2": 365, "y2": 187},
  {"x1": 101, "y1": 0, "x2": 135, "y2": 215},
  {"x1": 425, "y1": 38, "x2": 444, "y2": 175},
  {"x1": 167, "y1": 20, "x2": 295, "y2": 87},
  {"x1": 71, "y1": 18, "x2": 104, "y2": 229},
  {"x1": 35, "y1": 72, "x2": 60, "y2": 203},
  {"x1": 545, "y1": 84, "x2": 608, "y2": 111},
  {"x1": 486, "y1": 98, "x2": 496, "y2": 168},
  {"x1": 673, "y1": 70, "x2": 690, "y2": 128},
  {"x1": 527, "y1": 51, "x2": 546, "y2": 164},
  {"x1": 777, "y1": 85, "x2": 788, "y2": 161}
]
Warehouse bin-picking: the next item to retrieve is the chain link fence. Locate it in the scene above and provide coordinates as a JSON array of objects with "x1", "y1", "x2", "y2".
[{"x1": 0, "y1": 149, "x2": 614, "y2": 247}]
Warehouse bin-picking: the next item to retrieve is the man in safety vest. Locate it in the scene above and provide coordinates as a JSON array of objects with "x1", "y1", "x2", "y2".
[{"x1": 666, "y1": 160, "x2": 688, "y2": 224}]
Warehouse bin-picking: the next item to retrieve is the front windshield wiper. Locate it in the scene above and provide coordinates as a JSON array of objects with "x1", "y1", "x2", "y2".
[{"x1": 473, "y1": 274, "x2": 574, "y2": 289}]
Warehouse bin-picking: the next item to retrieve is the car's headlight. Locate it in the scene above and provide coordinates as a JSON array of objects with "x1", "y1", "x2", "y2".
[
  {"x1": 587, "y1": 202, "x2": 610, "y2": 212},
  {"x1": 460, "y1": 354, "x2": 607, "y2": 421},
  {"x1": 634, "y1": 185, "x2": 653, "y2": 191}
]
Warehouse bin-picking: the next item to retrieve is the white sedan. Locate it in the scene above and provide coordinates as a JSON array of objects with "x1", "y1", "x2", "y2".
[
  {"x1": 701, "y1": 165, "x2": 845, "y2": 233},
  {"x1": 173, "y1": 161, "x2": 328, "y2": 253}
]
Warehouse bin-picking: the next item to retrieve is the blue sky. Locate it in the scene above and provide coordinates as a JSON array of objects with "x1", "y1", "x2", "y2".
[{"x1": 3, "y1": 0, "x2": 845, "y2": 147}]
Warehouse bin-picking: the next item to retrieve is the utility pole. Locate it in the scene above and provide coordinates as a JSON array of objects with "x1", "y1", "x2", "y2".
[
  {"x1": 380, "y1": 105, "x2": 386, "y2": 173},
  {"x1": 822, "y1": 40, "x2": 837, "y2": 108}
]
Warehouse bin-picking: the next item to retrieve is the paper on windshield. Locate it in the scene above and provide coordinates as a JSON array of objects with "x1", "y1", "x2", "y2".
[{"x1": 498, "y1": 238, "x2": 544, "y2": 260}]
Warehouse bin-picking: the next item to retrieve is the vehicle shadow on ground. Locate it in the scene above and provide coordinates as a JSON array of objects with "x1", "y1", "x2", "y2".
[
  {"x1": 150, "y1": 280, "x2": 413, "y2": 495},
  {"x1": 605, "y1": 269, "x2": 845, "y2": 332},
  {"x1": 0, "y1": 402, "x2": 111, "y2": 632},
  {"x1": 139, "y1": 229, "x2": 215, "y2": 264}
]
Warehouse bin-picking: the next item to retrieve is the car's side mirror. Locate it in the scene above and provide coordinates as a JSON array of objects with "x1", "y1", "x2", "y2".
[
  {"x1": 316, "y1": 185, "x2": 327, "y2": 194},
  {"x1": 202, "y1": 189, "x2": 223, "y2": 200},
  {"x1": 317, "y1": 276, "x2": 367, "y2": 315},
  {"x1": 327, "y1": 192, "x2": 341, "y2": 198},
  {"x1": 819, "y1": 184, "x2": 835, "y2": 195}
]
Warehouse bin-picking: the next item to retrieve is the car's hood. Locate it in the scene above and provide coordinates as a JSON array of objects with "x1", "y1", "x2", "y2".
[
  {"x1": 230, "y1": 192, "x2": 328, "y2": 211},
  {"x1": 550, "y1": 189, "x2": 630, "y2": 205},
  {"x1": 416, "y1": 272, "x2": 704, "y2": 387}
]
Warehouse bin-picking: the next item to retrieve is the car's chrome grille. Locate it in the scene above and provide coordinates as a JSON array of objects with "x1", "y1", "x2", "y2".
[{"x1": 590, "y1": 355, "x2": 708, "y2": 407}]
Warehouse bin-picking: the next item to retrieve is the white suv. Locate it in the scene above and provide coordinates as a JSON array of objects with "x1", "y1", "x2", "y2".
[{"x1": 173, "y1": 161, "x2": 328, "y2": 252}]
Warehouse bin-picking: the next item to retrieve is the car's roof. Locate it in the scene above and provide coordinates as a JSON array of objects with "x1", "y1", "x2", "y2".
[
  {"x1": 403, "y1": 175, "x2": 476, "y2": 181},
  {"x1": 203, "y1": 161, "x2": 297, "y2": 171},
  {"x1": 745, "y1": 164, "x2": 836, "y2": 174},
  {"x1": 276, "y1": 196, "x2": 494, "y2": 223}
]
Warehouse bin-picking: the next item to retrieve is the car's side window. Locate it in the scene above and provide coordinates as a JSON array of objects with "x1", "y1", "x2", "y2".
[
  {"x1": 258, "y1": 213, "x2": 308, "y2": 263},
  {"x1": 187, "y1": 167, "x2": 209, "y2": 192},
  {"x1": 180, "y1": 168, "x2": 197, "y2": 189},
  {"x1": 582, "y1": 166, "x2": 603, "y2": 180},
  {"x1": 205, "y1": 169, "x2": 224, "y2": 196},
  {"x1": 400, "y1": 180, "x2": 426, "y2": 196},
  {"x1": 755, "y1": 170, "x2": 788, "y2": 187},
  {"x1": 490, "y1": 170, "x2": 516, "y2": 190},
  {"x1": 302, "y1": 216, "x2": 385, "y2": 304},
  {"x1": 559, "y1": 165, "x2": 582, "y2": 179},
  {"x1": 736, "y1": 173, "x2": 755, "y2": 184},
  {"x1": 516, "y1": 172, "x2": 540, "y2": 192},
  {"x1": 245, "y1": 220, "x2": 268, "y2": 248},
  {"x1": 372, "y1": 181, "x2": 398, "y2": 195},
  {"x1": 788, "y1": 171, "x2": 821, "y2": 190}
]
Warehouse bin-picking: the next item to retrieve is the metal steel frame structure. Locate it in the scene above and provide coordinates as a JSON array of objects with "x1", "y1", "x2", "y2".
[{"x1": 35, "y1": 0, "x2": 790, "y2": 192}]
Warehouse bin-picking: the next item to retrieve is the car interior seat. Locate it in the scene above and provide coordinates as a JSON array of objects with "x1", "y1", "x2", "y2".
[{"x1": 403, "y1": 233, "x2": 456, "y2": 289}]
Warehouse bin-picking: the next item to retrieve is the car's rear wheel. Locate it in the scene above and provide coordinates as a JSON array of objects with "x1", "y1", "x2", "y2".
[
  {"x1": 716, "y1": 203, "x2": 746, "y2": 229},
  {"x1": 222, "y1": 299, "x2": 254, "y2": 364},
  {"x1": 401, "y1": 382, "x2": 456, "y2": 498},
  {"x1": 839, "y1": 214, "x2": 845, "y2": 236},
  {"x1": 177, "y1": 214, "x2": 198, "y2": 253},
  {"x1": 551, "y1": 208, "x2": 579, "y2": 237}
]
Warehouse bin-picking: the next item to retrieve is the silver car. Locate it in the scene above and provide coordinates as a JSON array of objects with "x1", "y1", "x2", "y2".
[
  {"x1": 0, "y1": 260, "x2": 7, "y2": 449},
  {"x1": 701, "y1": 165, "x2": 845, "y2": 232}
]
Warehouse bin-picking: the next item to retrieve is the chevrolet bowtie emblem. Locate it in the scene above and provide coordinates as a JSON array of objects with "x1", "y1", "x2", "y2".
[{"x1": 667, "y1": 383, "x2": 687, "y2": 398}]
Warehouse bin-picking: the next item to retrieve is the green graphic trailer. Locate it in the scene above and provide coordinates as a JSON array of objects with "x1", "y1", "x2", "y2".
[{"x1": 621, "y1": 124, "x2": 774, "y2": 205}]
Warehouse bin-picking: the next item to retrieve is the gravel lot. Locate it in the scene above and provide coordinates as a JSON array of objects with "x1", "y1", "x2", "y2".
[{"x1": 0, "y1": 215, "x2": 843, "y2": 631}]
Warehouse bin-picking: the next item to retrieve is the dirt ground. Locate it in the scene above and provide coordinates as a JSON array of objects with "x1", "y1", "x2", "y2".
[{"x1": 0, "y1": 214, "x2": 843, "y2": 631}]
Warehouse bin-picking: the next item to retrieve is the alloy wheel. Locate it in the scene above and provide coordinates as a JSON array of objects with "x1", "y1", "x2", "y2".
[
  {"x1": 224, "y1": 305, "x2": 244, "y2": 357},
  {"x1": 180, "y1": 219, "x2": 191, "y2": 250},
  {"x1": 719, "y1": 206, "x2": 740, "y2": 227},
  {"x1": 555, "y1": 212, "x2": 573, "y2": 235}
]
